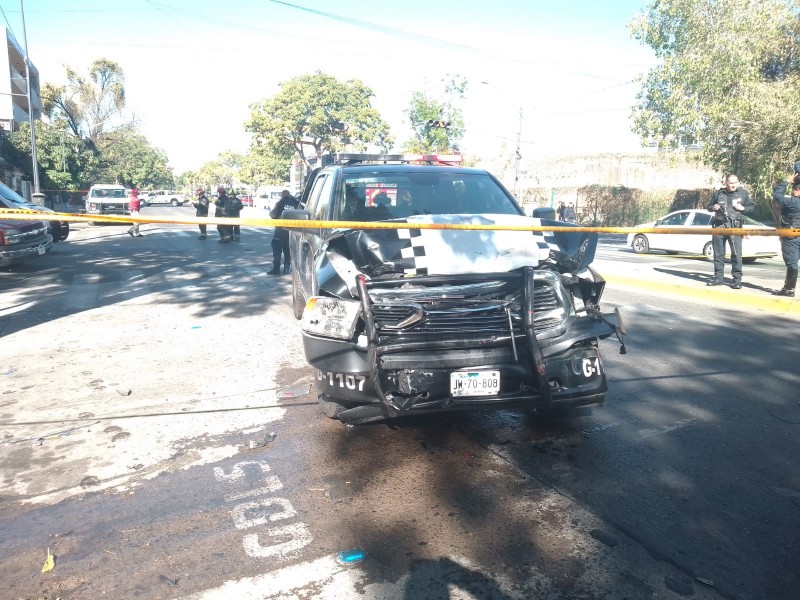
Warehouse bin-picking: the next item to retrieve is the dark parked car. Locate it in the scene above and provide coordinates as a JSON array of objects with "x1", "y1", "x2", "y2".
[
  {"x1": 285, "y1": 153, "x2": 626, "y2": 424},
  {"x1": 0, "y1": 182, "x2": 69, "y2": 242}
]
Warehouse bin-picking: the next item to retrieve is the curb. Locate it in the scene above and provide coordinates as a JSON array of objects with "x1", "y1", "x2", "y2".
[{"x1": 604, "y1": 273, "x2": 800, "y2": 316}]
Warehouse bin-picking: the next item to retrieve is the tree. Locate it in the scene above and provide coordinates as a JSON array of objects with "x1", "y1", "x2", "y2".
[
  {"x1": 96, "y1": 128, "x2": 173, "y2": 189},
  {"x1": 403, "y1": 75, "x2": 467, "y2": 154},
  {"x1": 41, "y1": 59, "x2": 130, "y2": 149},
  {"x1": 6, "y1": 121, "x2": 98, "y2": 194},
  {"x1": 240, "y1": 144, "x2": 293, "y2": 187},
  {"x1": 245, "y1": 71, "x2": 393, "y2": 168},
  {"x1": 183, "y1": 152, "x2": 242, "y2": 192},
  {"x1": 630, "y1": 0, "x2": 800, "y2": 203}
]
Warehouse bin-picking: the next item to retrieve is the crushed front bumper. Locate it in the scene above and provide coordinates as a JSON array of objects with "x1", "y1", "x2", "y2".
[{"x1": 303, "y1": 268, "x2": 624, "y2": 422}]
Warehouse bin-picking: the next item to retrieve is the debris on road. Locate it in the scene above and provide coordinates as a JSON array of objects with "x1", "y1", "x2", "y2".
[
  {"x1": 277, "y1": 378, "x2": 311, "y2": 399},
  {"x1": 41, "y1": 548, "x2": 55, "y2": 573},
  {"x1": 336, "y1": 548, "x2": 365, "y2": 566},
  {"x1": 249, "y1": 431, "x2": 277, "y2": 448}
]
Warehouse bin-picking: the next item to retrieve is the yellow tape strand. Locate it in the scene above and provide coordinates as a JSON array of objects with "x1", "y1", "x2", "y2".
[{"x1": 1, "y1": 208, "x2": 799, "y2": 237}]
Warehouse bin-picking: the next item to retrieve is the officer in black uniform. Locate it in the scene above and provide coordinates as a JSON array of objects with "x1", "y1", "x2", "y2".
[
  {"x1": 192, "y1": 188, "x2": 209, "y2": 239},
  {"x1": 705, "y1": 173, "x2": 755, "y2": 289},
  {"x1": 268, "y1": 190, "x2": 299, "y2": 275},
  {"x1": 771, "y1": 169, "x2": 800, "y2": 297}
]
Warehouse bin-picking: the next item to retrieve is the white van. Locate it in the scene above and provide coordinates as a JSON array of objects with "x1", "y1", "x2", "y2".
[
  {"x1": 85, "y1": 184, "x2": 130, "y2": 218},
  {"x1": 255, "y1": 185, "x2": 292, "y2": 210}
]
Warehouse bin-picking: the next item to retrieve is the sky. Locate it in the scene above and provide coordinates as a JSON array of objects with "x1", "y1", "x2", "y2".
[{"x1": 0, "y1": 0, "x2": 658, "y2": 177}]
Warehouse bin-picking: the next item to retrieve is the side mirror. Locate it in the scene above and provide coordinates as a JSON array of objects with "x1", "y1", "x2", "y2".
[
  {"x1": 532, "y1": 207, "x2": 557, "y2": 220},
  {"x1": 654, "y1": 219, "x2": 662, "y2": 226},
  {"x1": 280, "y1": 208, "x2": 312, "y2": 233},
  {"x1": 281, "y1": 208, "x2": 309, "y2": 221}
]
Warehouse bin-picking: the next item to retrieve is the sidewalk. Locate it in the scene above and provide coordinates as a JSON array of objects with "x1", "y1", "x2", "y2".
[{"x1": 597, "y1": 254, "x2": 800, "y2": 317}]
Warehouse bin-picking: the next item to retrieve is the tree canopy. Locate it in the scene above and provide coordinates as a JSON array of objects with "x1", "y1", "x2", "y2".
[
  {"x1": 42, "y1": 58, "x2": 128, "y2": 148},
  {"x1": 4, "y1": 58, "x2": 175, "y2": 192},
  {"x1": 245, "y1": 71, "x2": 393, "y2": 168},
  {"x1": 403, "y1": 75, "x2": 467, "y2": 154},
  {"x1": 631, "y1": 0, "x2": 800, "y2": 201}
]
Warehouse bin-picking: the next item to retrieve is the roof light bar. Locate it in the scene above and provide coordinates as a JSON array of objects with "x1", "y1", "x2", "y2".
[{"x1": 334, "y1": 153, "x2": 464, "y2": 165}]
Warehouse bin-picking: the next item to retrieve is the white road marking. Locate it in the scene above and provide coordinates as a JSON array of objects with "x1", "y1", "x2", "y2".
[{"x1": 638, "y1": 418, "x2": 695, "y2": 438}]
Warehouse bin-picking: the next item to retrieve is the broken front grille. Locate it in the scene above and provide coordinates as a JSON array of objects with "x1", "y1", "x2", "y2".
[{"x1": 369, "y1": 274, "x2": 565, "y2": 339}]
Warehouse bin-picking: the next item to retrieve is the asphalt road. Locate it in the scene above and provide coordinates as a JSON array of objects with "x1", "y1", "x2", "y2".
[{"x1": 0, "y1": 215, "x2": 798, "y2": 599}]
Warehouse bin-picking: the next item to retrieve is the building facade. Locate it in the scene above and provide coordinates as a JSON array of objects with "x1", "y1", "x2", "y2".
[{"x1": 0, "y1": 26, "x2": 41, "y2": 199}]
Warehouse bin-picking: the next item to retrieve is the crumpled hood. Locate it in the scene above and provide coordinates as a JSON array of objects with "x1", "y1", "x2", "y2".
[{"x1": 327, "y1": 214, "x2": 597, "y2": 278}]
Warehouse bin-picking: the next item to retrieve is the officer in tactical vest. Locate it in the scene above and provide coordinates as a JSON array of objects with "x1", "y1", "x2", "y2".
[
  {"x1": 771, "y1": 167, "x2": 800, "y2": 297},
  {"x1": 705, "y1": 174, "x2": 755, "y2": 289}
]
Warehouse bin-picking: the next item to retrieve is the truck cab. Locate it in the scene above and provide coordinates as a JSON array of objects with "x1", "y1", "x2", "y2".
[{"x1": 85, "y1": 184, "x2": 130, "y2": 219}]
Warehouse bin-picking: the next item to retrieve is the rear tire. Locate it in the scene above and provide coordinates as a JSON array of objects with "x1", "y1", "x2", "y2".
[
  {"x1": 632, "y1": 235, "x2": 649, "y2": 254},
  {"x1": 170, "y1": 199, "x2": 179, "y2": 206},
  {"x1": 292, "y1": 268, "x2": 305, "y2": 320},
  {"x1": 703, "y1": 241, "x2": 713, "y2": 261}
]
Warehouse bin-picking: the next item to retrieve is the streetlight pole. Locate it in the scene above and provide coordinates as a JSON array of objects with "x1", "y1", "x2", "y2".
[{"x1": 19, "y1": 0, "x2": 42, "y2": 201}]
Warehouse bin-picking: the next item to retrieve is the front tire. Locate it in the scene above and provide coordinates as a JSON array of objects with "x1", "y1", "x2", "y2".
[
  {"x1": 703, "y1": 241, "x2": 713, "y2": 261},
  {"x1": 632, "y1": 235, "x2": 649, "y2": 254},
  {"x1": 292, "y1": 268, "x2": 305, "y2": 320},
  {"x1": 170, "y1": 199, "x2": 179, "y2": 206}
]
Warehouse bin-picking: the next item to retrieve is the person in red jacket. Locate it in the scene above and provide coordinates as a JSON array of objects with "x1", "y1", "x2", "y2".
[{"x1": 127, "y1": 188, "x2": 143, "y2": 237}]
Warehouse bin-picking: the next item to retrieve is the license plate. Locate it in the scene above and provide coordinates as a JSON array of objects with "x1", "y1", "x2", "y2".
[
  {"x1": 450, "y1": 370, "x2": 500, "y2": 397},
  {"x1": 37, "y1": 245, "x2": 46, "y2": 255}
]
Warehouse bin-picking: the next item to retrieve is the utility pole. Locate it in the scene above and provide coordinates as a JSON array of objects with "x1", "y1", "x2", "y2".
[
  {"x1": 20, "y1": 0, "x2": 43, "y2": 204},
  {"x1": 481, "y1": 81, "x2": 524, "y2": 199},
  {"x1": 514, "y1": 105, "x2": 522, "y2": 199}
]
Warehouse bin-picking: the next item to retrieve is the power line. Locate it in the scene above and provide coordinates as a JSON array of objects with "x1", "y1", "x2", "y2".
[{"x1": 267, "y1": 0, "x2": 636, "y2": 84}]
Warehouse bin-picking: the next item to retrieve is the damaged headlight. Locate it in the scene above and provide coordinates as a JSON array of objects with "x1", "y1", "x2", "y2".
[{"x1": 302, "y1": 297, "x2": 362, "y2": 340}]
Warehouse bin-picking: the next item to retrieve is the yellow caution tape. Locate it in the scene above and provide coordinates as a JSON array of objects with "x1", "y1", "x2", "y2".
[{"x1": 1, "y1": 208, "x2": 799, "y2": 237}]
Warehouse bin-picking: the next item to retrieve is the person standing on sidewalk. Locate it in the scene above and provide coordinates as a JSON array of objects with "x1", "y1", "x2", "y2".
[
  {"x1": 268, "y1": 190, "x2": 298, "y2": 275},
  {"x1": 705, "y1": 174, "x2": 755, "y2": 289},
  {"x1": 193, "y1": 188, "x2": 210, "y2": 239},
  {"x1": 214, "y1": 186, "x2": 233, "y2": 243},
  {"x1": 771, "y1": 173, "x2": 800, "y2": 297},
  {"x1": 127, "y1": 188, "x2": 143, "y2": 237}
]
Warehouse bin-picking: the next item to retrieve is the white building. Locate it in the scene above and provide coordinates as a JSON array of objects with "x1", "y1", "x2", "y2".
[{"x1": 0, "y1": 26, "x2": 41, "y2": 198}]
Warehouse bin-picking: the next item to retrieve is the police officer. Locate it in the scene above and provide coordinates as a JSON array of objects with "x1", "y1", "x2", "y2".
[
  {"x1": 214, "y1": 186, "x2": 233, "y2": 243},
  {"x1": 771, "y1": 170, "x2": 800, "y2": 297},
  {"x1": 192, "y1": 188, "x2": 209, "y2": 239},
  {"x1": 705, "y1": 174, "x2": 755, "y2": 289},
  {"x1": 268, "y1": 190, "x2": 299, "y2": 275}
]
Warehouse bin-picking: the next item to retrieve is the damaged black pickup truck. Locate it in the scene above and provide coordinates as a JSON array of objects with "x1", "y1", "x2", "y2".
[{"x1": 284, "y1": 153, "x2": 625, "y2": 424}]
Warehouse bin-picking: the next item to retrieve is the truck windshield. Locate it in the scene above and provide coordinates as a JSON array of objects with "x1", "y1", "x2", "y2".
[{"x1": 338, "y1": 172, "x2": 520, "y2": 222}]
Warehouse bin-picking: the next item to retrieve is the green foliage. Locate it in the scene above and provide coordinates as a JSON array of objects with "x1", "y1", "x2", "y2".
[
  {"x1": 245, "y1": 71, "x2": 393, "y2": 167},
  {"x1": 240, "y1": 145, "x2": 293, "y2": 187},
  {"x1": 182, "y1": 152, "x2": 243, "y2": 192},
  {"x1": 6, "y1": 121, "x2": 98, "y2": 192},
  {"x1": 96, "y1": 127, "x2": 174, "y2": 188},
  {"x1": 630, "y1": 0, "x2": 800, "y2": 206},
  {"x1": 403, "y1": 75, "x2": 467, "y2": 153}
]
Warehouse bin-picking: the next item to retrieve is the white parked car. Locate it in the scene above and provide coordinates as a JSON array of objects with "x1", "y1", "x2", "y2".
[
  {"x1": 140, "y1": 190, "x2": 186, "y2": 206},
  {"x1": 626, "y1": 209, "x2": 780, "y2": 263}
]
